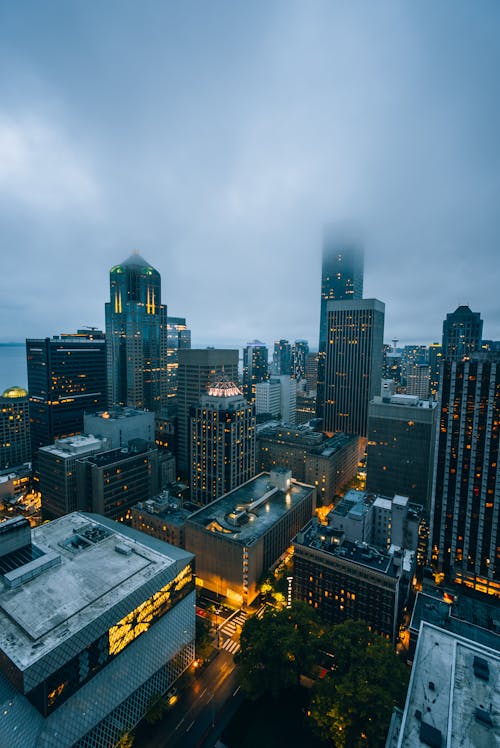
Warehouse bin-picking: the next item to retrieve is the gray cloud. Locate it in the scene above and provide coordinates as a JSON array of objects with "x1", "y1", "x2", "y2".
[{"x1": 0, "y1": 1, "x2": 499, "y2": 349}]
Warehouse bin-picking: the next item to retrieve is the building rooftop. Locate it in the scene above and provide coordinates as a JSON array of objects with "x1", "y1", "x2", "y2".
[
  {"x1": 82, "y1": 442, "x2": 152, "y2": 468},
  {"x1": 398, "y1": 622, "x2": 500, "y2": 747},
  {"x1": 410, "y1": 592, "x2": 500, "y2": 652},
  {"x1": 329, "y1": 489, "x2": 370, "y2": 519},
  {"x1": 186, "y1": 472, "x2": 314, "y2": 546},
  {"x1": 87, "y1": 407, "x2": 153, "y2": 421},
  {"x1": 295, "y1": 520, "x2": 399, "y2": 578},
  {"x1": 257, "y1": 424, "x2": 358, "y2": 456},
  {"x1": 371, "y1": 394, "x2": 436, "y2": 409},
  {"x1": 39, "y1": 434, "x2": 105, "y2": 459},
  {"x1": 0, "y1": 512, "x2": 192, "y2": 672},
  {"x1": 1, "y1": 386, "x2": 28, "y2": 399},
  {"x1": 133, "y1": 492, "x2": 191, "y2": 526}
]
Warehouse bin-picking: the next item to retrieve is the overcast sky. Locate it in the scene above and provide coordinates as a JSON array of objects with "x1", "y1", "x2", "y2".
[{"x1": 1, "y1": 1, "x2": 499, "y2": 350}]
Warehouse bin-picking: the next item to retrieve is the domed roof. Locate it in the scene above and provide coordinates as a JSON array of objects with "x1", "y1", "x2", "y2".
[{"x1": 2, "y1": 386, "x2": 28, "y2": 399}]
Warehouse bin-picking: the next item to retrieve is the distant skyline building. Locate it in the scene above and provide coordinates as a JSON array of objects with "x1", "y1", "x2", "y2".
[
  {"x1": 177, "y1": 348, "x2": 239, "y2": 476},
  {"x1": 317, "y1": 226, "x2": 364, "y2": 421},
  {"x1": 442, "y1": 305, "x2": 483, "y2": 362},
  {"x1": 190, "y1": 377, "x2": 255, "y2": 505},
  {"x1": 166, "y1": 316, "x2": 191, "y2": 402},
  {"x1": 105, "y1": 252, "x2": 168, "y2": 413},
  {"x1": 323, "y1": 299, "x2": 385, "y2": 438},
  {"x1": 272, "y1": 339, "x2": 291, "y2": 376},
  {"x1": 255, "y1": 379, "x2": 281, "y2": 419},
  {"x1": 429, "y1": 354, "x2": 500, "y2": 597},
  {"x1": 428, "y1": 342, "x2": 443, "y2": 399},
  {"x1": 291, "y1": 340, "x2": 309, "y2": 381},
  {"x1": 242, "y1": 340, "x2": 269, "y2": 402},
  {"x1": 0, "y1": 386, "x2": 30, "y2": 470},
  {"x1": 26, "y1": 330, "x2": 106, "y2": 467},
  {"x1": 405, "y1": 362, "x2": 430, "y2": 399}
]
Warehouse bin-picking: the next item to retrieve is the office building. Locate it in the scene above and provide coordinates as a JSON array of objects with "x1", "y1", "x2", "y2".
[
  {"x1": 84, "y1": 407, "x2": 155, "y2": 448},
  {"x1": 130, "y1": 491, "x2": 191, "y2": 548},
  {"x1": 429, "y1": 355, "x2": 500, "y2": 597},
  {"x1": 305, "y1": 351, "x2": 318, "y2": 395},
  {"x1": 0, "y1": 386, "x2": 30, "y2": 470},
  {"x1": 26, "y1": 331, "x2": 106, "y2": 465},
  {"x1": 291, "y1": 340, "x2": 309, "y2": 381},
  {"x1": 401, "y1": 345, "x2": 428, "y2": 386},
  {"x1": 185, "y1": 469, "x2": 315, "y2": 607},
  {"x1": 105, "y1": 253, "x2": 168, "y2": 413},
  {"x1": 242, "y1": 340, "x2": 269, "y2": 402},
  {"x1": 255, "y1": 379, "x2": 281, "y2": 419},
  {"x1": 258, "y1": 424, "x2": 360, "y2": 504},
  {"x1": 274, "y1": 375, "x2": 297, "y2": 424},
  {"x1": 405, "y1": 363, "x2": 430, "y2": 399},
  {"x1": 317, "y1": 227, "x2": 364, "y2": 421},
  {"x1": 295, "y1": 393, "x2": 317, "y2": 425},
  {"x1": 177, "y1": 349, "x2": 239, "y2": 475},
  {"x1": 272, "y1": 339, "x2": 291, "y2": 375},
  {"x1": 190, "y1": 377, "x2": 255, "y2": 505},
  {"x1": 390, "y1": 622, "x2": 500, "y2": 748},
  {"x1": 39, "y1": 434, "x2": 108, "y2": 519},
  {"x1": 293, "y1": 519, "x2": 414, "y2": 643},
  {"x1": 323, "y1": 299, "x2": 385, "y2": 437},
  {"x1": 76, "y1": 440, "x2": 160, "y2": 520},
  {"x1": 442, "y1": 305, "x2": 483, "y2": 362},
  {"x1": 166, "y1": 316, "x2": 191, "y2": 401},
  {"x1": 0, "y1": 513, "x2": 195, "y2": 748},
  {"x1": 428, "y1": 342, "x2": 443, "y2": 399},
  {"x1": 366, "y1": 394, "x2": 438, "y2": 510}
]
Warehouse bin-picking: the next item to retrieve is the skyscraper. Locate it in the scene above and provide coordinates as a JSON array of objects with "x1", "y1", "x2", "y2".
[
  {"x1": 272, "y1": 340, "x2": 291, "y2": 375},
  {"x1": 323, "y1": 299, "x2": 385, "y2": 437},
  {"x1": 26, "y1": 331, "x2": 106, "y2": 466},
  {"x1": 190, "y1": 377, "x2": 255, "y2": 505},
  {"x1": 291, "y1": 340, "x2": 309, "y2": 381},
  {"x1": 0, "y1": 386, "x2": 30, "y2": 469},
  {"x1": 429, "y1": 354, "x2": 500, "y2": 597},
  {"x1": 428, "y1": 342, "x2": 443, "y2": 399},
  {"x1": 105, "y1": 253, "x2": 168, "y2": 412},
  {"x1": 166, "y1": 316, "x2": 191, "y2": 402},
  {"x1": 442, "y1": 305, "x2": 483, "y2": 362},
  {"x1": 242, "y1": 341, "x2": 269, "y2": 402},
  {"x1": 317, "y1": 226, "x2": 364, "y2": 420},
  {"x1": 177, "y1": 349, "x2": 239, "y2": 476}
]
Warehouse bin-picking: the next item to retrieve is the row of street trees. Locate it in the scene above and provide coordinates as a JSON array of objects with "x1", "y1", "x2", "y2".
[{"x1": 235, "y1": 603, "x2": 408, "y2": 748}]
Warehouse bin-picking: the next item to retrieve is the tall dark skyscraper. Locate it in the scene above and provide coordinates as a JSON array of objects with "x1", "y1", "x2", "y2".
[
  {"x1": 317, "y1": 226, "x2": 364, "y2": 420},
  {"x1": 272, "y1": 340, "x2": 291, "y2": 375},
  {"x1": 442, "y1": 305, "x2": 483, "y2": 362},
  {"x1": 429, "y1": 354, "x2": 500, "y2": 597},
  {"x1": 177, "y1": 349, "x2": 239, "y2": 476},
  {"x1": 166, "y1": 316, "x2": 192, "y2": 402},
  {"x1": 105, "y1": 252, "x2": 168, "y2": 412},
  {"x1": 323, "y1": 299, "x2": 385, "y2": 438},
  {"x1": 428, "y1": 342, "x2": 443, "y2": 399},
  {"x1": 26, "y1": 330, "x2": 106, "y2": 465},
  {"x1": 242, "y1": 341, "x2": 269, "y2": 402}
]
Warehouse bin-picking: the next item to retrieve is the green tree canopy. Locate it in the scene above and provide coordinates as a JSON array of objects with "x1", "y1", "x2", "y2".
[
  {"x1": 235, "y1": 603, "x2": 321, "y2": 699},
  {"x1": 310, "y1": 620, "x2": 409, "y2": 748}
]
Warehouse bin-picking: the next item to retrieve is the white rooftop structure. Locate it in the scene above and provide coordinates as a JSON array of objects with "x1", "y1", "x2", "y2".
[{"x1": 396, "y1": 621, "x2": 500, "y2": 747}]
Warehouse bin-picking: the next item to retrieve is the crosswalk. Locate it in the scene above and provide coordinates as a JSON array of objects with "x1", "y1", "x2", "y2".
[
  {"x1": 222, "y1": 638, "x2": 240, "y2": 655},
  {"x1": 255, "y1": 603, "x2": 267, "y2": 619},
  {"x1": 220, "y1": 611, "x2": 246, "y2": 638}
]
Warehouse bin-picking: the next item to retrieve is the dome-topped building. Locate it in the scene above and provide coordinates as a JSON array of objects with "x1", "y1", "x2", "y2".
[{"x1": 0, "y1": 386, "x2": 30, "y2": 469}]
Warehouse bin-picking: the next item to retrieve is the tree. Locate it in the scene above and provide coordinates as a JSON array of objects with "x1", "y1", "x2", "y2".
[
  {"x1": 116, "y1": 732, "x2": 134, "y2": 748},
  {"x1": 196, "y1": 616, "x2": 213, "y2": 661},
  {"x1": 309, "y1": 621, "x2": 409, "y2": 748},
  {"x1": 235, "y1": 603, "x2": 321, "y2": 699},
  {"x1": 144, "y1": 693, "x2": 168, "y2": 725}
]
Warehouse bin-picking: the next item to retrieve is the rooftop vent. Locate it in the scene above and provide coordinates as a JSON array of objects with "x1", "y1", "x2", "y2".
[
  {"x1": 115, "y1": 543, "x2": 132, "y2": 556},
  {"x1": 78, "y1": 524, "x2": 113, "y2": 544},
  {"x1": 473, "y1": 656, "x2": 490, "y2": 681},
  {"x1": 419, "y1": 721, "x2": 442, "y2": 748},
  {"x1": 475, "y1": 708, "x2": 493, "y2": 727}
]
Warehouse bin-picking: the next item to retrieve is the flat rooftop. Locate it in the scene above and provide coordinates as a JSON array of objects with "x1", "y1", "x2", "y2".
[
  {"x1": 39, "y1": 434, "x2": 104, "y2": 459},
  {"x1": 86, "y1": 407, "x2": 153, "y2": 421},
  {"x1": 0, "y1": 512, "x2": 191, "y2": 671},
  {"x1": 330, "y1": 489, "x2": 370, "y2": 518},
  {"x1": 186, "y1": 472, "x2": 314, "y2": 546},
  {"x1": 295, "y1": 521, "x2": 398, "y2": 578},
  {"x1": 399, "y1": 622, "x2": 500, "y2": 747},
  {"x1": 82, "y1": 444, "x2": 151, "y2": 467}
]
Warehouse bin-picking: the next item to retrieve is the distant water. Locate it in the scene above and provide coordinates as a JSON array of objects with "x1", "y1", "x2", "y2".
[{"x1": 0, "y1": 345, "x2": 27, "y2": 393}]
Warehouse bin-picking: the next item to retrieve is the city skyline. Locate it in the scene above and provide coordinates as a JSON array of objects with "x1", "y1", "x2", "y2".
[{"x1": 1, "y1": 3, "x2": 500, "y2": 347}]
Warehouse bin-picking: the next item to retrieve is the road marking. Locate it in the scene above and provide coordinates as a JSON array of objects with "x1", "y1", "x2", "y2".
[
  {"x1": 199, "y1": 687, "x2": 207, "y2": 699},
  {"x1": 233, "y1": 686, "x2": 241, "y2": 696},
  {"x1": 175, "y1": 718, "x2": 185, "y2": 730},
  {"x1": 206, "y1": 692, "x2": 214, "y2": 703},
  {"x1": 186, "y1": 720, "x2": 195, "y2": 732}
]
